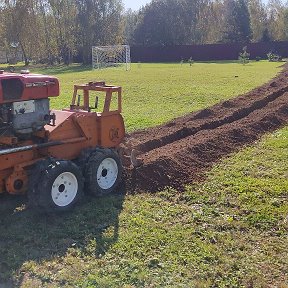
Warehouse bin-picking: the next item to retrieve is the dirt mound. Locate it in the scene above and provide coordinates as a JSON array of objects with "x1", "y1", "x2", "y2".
[{"x1": 123, "y1": 64, "x2": 288, "y2": 192}]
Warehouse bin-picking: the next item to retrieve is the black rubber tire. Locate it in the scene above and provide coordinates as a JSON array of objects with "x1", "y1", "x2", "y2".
[
  {"x1": 28, "y1": 159, "x2": 84, "y2": 213},
  {"x1": 85, "y1": 148, "x2": 122, "y2": 196}
]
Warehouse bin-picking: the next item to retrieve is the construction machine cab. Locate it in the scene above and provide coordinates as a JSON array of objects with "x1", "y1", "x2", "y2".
[{"x1": 70, "y1": 81, "x2": 122, "y2": 115}]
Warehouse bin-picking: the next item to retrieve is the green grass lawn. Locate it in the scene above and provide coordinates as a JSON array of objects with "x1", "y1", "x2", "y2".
[
  {"x1": 3, "y1": 125, "x2": 287, "y2": 288},
  {"x1": 14, "y1": 61, "x2": 283, "y2": 131},
  {"x1": 0, "y1": 62, "x2": 287, "y2": 287}
]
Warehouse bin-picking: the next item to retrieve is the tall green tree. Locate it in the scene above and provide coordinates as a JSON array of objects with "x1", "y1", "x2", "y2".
[
  {"x1": 134, "y1": 0, "x2": 185, "y2": 45},
  {"x1": 283, "y1": 8, "x2": 288, "y2": 40},
  {"x1": 2, "y1": 0, "x2": 40, "y2": 65},
  {"x1": 76, "y1": 0, "x2": 124, "y2": 64},
  {"x1": 248, "y1": 0, "x2": 267, "y2": 42},
  {"x1": 0, "y1": 0, "x2": 125, "y2": 65},
  {"x1": 267, "y1": 0, "x2": 285, "y2": 41},
  {"x1": 124, "y1": 8, "x2": 139, "y2": 45},
  {"x1": 222, "y1": 0, "x2": 252, "y2": 43},
  {"x1": 133, "y1": 0, "x2": 212, "y2": 45},
  {"x1": 48, "y1": 0, "x2": 78, "y2": 64},
  {"x1": 196, "y1": 0, "x2": 225, "y2": 44}
]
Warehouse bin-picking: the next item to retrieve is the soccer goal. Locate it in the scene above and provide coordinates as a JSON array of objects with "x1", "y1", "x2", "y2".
[{"x1": 92, "y1": 45, "x2": 131, "y2": 70}]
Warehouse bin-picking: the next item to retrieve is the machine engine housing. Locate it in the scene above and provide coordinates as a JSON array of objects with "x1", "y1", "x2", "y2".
[
  {"x1": 0, "y1": 71, "x2": 59, "y2": 136},
  {"x1": 12, "y1": 99, "x2": 50, "y2": 134}
]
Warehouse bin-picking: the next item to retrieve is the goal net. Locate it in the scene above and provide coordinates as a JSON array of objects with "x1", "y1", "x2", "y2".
[{"x1": 92, "y1": 45, "x2": 131, "y2": 70}]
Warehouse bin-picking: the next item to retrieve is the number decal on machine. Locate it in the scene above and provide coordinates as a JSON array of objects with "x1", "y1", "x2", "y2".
[{"x1": 109, "y1": 127, "x2": 119, "y2": 142}]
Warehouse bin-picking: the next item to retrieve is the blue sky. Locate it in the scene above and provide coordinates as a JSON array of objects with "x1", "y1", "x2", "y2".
[
  {"x1": 123, "y1": 0, "x2": 272, "y2": 11},
  {"x1": 123, "y1": 0, "x2": 151, "y2": 11}
]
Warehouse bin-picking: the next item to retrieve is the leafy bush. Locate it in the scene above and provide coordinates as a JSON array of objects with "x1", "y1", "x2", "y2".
[
  {"x1": 267, "y1": 51, "x2": 282, "y2": 62},
  {"x1": 188, "y1": 57, "x2": 194, "y2": 66},
  {"x1": 239, "y1": 46, "x2": 250, "y2": 65}
]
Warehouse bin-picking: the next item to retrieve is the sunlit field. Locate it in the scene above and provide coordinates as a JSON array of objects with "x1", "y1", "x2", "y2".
[
  {"x1": 0, "y1": 61, "x2": 287, "y2": 287},
  {"x1": 30, "y1": 61, "x2": 282, "y2": 131}
]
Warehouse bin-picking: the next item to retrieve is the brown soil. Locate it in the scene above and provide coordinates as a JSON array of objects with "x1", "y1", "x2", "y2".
[{"x1": 123, "y1": 64, "x2": 288, "y2": 192}]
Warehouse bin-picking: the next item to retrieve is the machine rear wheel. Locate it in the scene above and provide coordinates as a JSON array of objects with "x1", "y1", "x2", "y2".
[
  {"x1": 28, "y1": 160, "x2": 84, "y2": 212},
  {"x1": 85, "y1": 148, "x2": 122, "y2": 196}
]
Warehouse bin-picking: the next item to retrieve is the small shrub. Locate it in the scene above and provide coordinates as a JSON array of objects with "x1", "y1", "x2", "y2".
[
  {"x1": 255, "y1": 56, "x2": 261, "y2": 62},
  {"x1": 239, "y1": 46, "x2": 250, "y2": 65},
  {"x1": 267, "y1": 51, "x2": 282, "y2": 62},
  {"x1": 188, "y1": 57, "x2": 194, "y2": 66}
]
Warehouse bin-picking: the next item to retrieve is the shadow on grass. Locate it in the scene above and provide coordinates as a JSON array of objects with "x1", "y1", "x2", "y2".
[
  {"x1": 0, "y1": 185, "x2": 126, "y2": 285},
  {"x1": 35, "y1": 64, "x2": 92, "y2": 75},
  {"x1": 0, "y1": 64, "x2": 92, "y2": 75}
]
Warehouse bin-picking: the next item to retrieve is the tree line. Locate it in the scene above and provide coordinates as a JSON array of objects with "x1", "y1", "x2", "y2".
[
  {"x1": 129, "y1": 0, "x2": 288, "y2": 46},
  {"x1": 0, "y1": 0, "x2": 287, "y2": 65},
  {"x1": 0, "y1": 0, "x2": 124, "y2": 64}
]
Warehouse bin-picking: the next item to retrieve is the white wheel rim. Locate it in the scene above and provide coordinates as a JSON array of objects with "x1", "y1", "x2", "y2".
[
  {"x1": 51, "y1": 172, "x2": 78, "y2": 207},
  {"x1": 97, "y1": 158, "x2": 118, "y2": 190}
]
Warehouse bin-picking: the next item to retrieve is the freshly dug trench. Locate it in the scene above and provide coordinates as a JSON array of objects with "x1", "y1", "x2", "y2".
[{"x1": 123, "y1": 64, "x2": 288, "y2": 192}]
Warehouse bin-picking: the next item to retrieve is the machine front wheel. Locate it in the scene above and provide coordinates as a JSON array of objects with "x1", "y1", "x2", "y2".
[
  {"x1": 85, "y1": 148, "x2": 122, "y2": 196},
  {"x1": 28, "y1": 160, "x2": 84, "y2": 212}
]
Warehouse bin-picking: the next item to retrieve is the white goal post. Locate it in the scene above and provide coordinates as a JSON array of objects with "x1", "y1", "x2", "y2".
[{"x1": 92, "y1": 45, "x2": 131, "y2": 70}]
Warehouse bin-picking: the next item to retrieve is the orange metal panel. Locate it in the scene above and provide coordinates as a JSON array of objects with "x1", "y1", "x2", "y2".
[
  {"x1": 0, "y1": 150, "x2": 35, "y2": 171},
  {"x1": 0, "y1": 152, "x2": 34, "y2": 194},
  {"x1": 0, "y1": 169, "x2": 12, "y2": 193},
  {"x1": 47, "y1": 112, "x2": 83, "y2": 141},
  {"x1": 47, "y1": 142, "x2": 90, "y2": 160},
  {"x1": 45, "y1": 110, "x2": 74, "y2": 133},
  {"x1": 99, "y1": 114, "x2": 125, "y2": 148}
]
